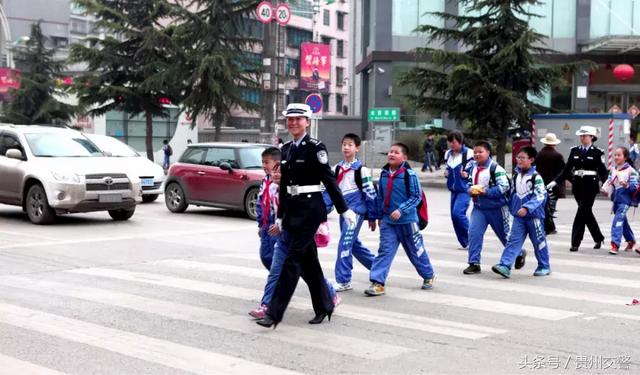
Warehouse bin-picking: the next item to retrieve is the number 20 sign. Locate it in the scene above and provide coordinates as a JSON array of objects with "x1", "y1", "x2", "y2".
[{"x1": 256, "y1": 2, "x2": 290, "y2": 26}]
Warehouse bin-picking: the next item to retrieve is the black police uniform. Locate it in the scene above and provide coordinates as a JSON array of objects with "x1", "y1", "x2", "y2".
[
  {"x1": 267, "y1": 134, "x2": 348, "y2": 323},
  {"x1": 554, "y1": 144, "x2": 608, "y2": 249}
]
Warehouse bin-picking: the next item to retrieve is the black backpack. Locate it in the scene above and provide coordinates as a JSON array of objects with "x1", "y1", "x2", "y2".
[{"x1": 334, "y1": 165, "x2": 363, "y2": 191}]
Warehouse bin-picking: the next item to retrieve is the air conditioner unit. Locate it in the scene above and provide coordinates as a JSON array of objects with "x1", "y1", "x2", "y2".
[{"x1": 288, "y1": 68, "x2": 296, "y2": 76}]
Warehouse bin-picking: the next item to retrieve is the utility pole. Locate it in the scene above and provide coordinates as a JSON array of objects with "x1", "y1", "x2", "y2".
[{"x1": 262, "y1": 22, "x2": 278, "y2": 137}]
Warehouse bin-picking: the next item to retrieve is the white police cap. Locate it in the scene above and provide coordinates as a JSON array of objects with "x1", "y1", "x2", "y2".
[{"x1": 282, "y1": 103, "x2": 312, "y2": 118}]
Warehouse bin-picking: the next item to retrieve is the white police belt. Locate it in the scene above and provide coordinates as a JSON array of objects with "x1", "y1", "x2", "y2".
[
  {"x1": 573, "y1": 170, "x2": 597, "y2": 177},
  {"x1": 287, "y1": 184, "x2": 324, "y2": 196}
]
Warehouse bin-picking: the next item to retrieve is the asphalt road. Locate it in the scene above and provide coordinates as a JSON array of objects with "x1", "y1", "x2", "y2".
[{"x1": 0, "y1": 188, "x2": 639, "y2": 374}]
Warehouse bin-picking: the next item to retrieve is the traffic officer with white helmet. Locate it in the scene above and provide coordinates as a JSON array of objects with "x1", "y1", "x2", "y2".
[
  {"x1": 257, "y1": 103, "x2": 356, "y2": 329},
  {"x1": 548, "y1": 126, "x2": 608, "y2": 252}
]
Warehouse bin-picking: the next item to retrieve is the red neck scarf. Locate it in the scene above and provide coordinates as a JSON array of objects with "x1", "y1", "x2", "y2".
[{"x1": 384, "y1": 167, "x2": 405, "y2": 210}]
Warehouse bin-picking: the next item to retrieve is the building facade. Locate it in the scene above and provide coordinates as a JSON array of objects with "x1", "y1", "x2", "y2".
[{"x1": 351, "y1": 0, "x2": 640, "y2": 135}]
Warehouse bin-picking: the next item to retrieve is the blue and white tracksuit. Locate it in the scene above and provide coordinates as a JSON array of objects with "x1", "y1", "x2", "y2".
[
  {"x1": 498, "y1": 167, "x2": 550, "y2": 270},
  {"x1": 605, "y1": 163, "x2": 638, "y2": 247},
  {"x1": 369, "y1": 162, "x2": 435, "y2": 285},
  {"x1": 256, "y1": 176, "x2": 277, "y2": 269},
  {"x1": 630, "y1": 144, "x2": 639, "y2": 168},
  {"x1": 467, "y1": 159, "x2": 512, "y2": 265},
  {"x1": 445, "y1": 147, "x2": 474, "y2": 248},
  {"x1": 328, "y1": 159, "x2": 376, "y2": 284}
]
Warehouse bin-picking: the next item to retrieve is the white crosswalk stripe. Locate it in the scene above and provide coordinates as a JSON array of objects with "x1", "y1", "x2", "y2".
[
  {"x1": 65, "y1": 266, "x2": 506, "y2": 339},
  {"x1": 0, "y1": 354, "x2": 67, "y2": 375}
]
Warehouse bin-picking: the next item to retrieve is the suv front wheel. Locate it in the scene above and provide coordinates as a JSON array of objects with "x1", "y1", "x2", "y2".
[
  {"x1": 26, "y1": 184, "x2": 56, "y2": 225},
  {"x1": 108, "y1": 208, "x2": 135, "y2": 221}
]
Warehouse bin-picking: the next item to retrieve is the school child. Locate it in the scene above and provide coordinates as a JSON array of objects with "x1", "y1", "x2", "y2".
[
  {"x1": 365, "y1": 143, "x2": 435, "y2": 296},
  {"x1": 249, "y1": 163, "x2": 339, "y2": 318},
  {"x1": 444, "y1": 131, "x2": 474, "y2": 249},
  {"x1": 602, "y1": 147, "x2": 638, "y2": 255},
  {"x1": 326, "y1": 133, "x2": 377, "y2": 292},
  {"x1": 464, "y1": 141, "x2": 526, "y2": 275},
  {"x1": 493, "y1": 147, "x2": 550, "y2": 278},
  {"x1": 255, "y1": 147, "x2": 281, "y2": 270}
]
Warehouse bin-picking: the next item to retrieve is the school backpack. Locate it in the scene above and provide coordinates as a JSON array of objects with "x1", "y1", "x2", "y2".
[
  {"x1": 630, "y1": 186, "x2": 640, "y2": 207},
  {"x1": 488, "y1": 162, "x2": 512, "y2": 199},
  {"x1": 402, "y1": 165, "x2": 429, "y2": 230}
]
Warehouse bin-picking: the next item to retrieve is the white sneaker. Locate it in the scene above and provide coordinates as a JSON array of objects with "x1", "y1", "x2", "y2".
[{"x1": 335, "y1": 282, "x2": 353, "y2": 292}]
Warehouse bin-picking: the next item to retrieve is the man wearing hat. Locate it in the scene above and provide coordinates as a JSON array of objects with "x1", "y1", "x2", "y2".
[
  {"x1": 535, "y1": 133, "x2": 565, "y2": 235},
  {"x1": 256, "y1": 103, "x2": 357, "y2": 329},
  {"x1": 548, "y1": 126, "x2": 608, "y2": 251}
]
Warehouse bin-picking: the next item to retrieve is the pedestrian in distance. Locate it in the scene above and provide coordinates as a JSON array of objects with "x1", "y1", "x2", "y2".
[
  {"x1": 421, "y1": 133, "x2": 437, "y2": 173},
  {"x1": 535, "y1": 133, "x2": 565, "y2": 235},
  {"x1": 255, "y1": 147, "x2": 281, "y2": 270},
  {"x1": 444, "y1": 131, "x2": 474, "y2": 250},
  {"x1": 628, "y1": 134, "x2": 639, "y2": 169},
  {"x1": 601, "y1": 146, "x2": 638, "y2": 255},
  {"x1": 463, "y1": 141, "x2": 526, "y2": 275},
  {"x1": 249, "y1": 162, "x2": 339, "y2": 319},
  {"x1": 256, "y1": 103, "x2": 356, "y2": 329},
  {"x1": 492, "y1": 146, "x2": 550, "y2": 278},
  {"x1": 365, "y1": 142, "x2": 436, "y2": 296},
  {"x1": 436, "y1": 134, "x2": 448, "y2": 169},
  {"x1": 325, "y1": 133, "x2": 377, "y2": 293},
  {"x1": 162, "y1": 139, "x2": 172, "y2": 172},
  {"x1": 547, "y1": 126, "x2": 608, "y2": 252}
]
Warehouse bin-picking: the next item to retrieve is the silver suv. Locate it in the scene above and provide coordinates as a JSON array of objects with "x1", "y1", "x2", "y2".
[{"x1": 0, "y1": 125, "x2": 142, "y2": 224}]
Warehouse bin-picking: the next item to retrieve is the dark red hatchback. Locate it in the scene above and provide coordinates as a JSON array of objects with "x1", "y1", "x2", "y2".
[{"x1": 164, "y1": 143, "x2": 268, "y2": 219}]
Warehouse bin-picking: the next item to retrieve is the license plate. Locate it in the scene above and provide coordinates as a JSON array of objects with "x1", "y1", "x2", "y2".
[
  {"x1": 141, "y1": 178, "x2": 155, "y2": 187},
  {"x1": 99, "y1": 194, "x2": 122, "y2": 203}
]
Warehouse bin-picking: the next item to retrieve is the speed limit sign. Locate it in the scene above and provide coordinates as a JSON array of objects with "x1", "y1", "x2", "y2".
[
  {"x1": 275, "y1": 3, "x2": 291, "y2": 25},
  {"x1": 256, "y1": 1, "x2": 274, "y2": 24}
]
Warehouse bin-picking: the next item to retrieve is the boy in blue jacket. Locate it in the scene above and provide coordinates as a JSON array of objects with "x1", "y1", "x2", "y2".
[
  {"x1": 493, "y1": 146, "x2": 550, "y2": 278},
  {"x1": 365, "y1": 143, "x2": 435, "y2": 296},
  {"x1": 255, "y1": 147, "x2": 281, "y2": 269},
  {"x1": 464, "y1": 141, "x2": 526, "y2": 275},
  {"x1": 444, "y1": 131, "x2": 474, "y2": 249}
]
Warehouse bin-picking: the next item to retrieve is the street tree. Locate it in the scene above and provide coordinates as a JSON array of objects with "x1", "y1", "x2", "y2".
[
  {"x1": 0, "y1": 22, "x2": 77, "y2": 125},
  {"x1": 400, "y1": 0, "x2": 579, "y2": 165},
  {"x1": 69, "y1": 0, "x2": 180, "y2": 160},
  {"x1": 171, "y1": 0, "x2": 262, "y2": 141}
]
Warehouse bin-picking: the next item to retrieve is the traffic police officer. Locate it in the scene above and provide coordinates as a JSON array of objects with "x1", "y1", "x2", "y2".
[
  {"x1": 257, "y1": 103, "x2": 356, "y2": 329},
  {"x1": 548, "y1": 126, "x2": 608, "y2": 252}
]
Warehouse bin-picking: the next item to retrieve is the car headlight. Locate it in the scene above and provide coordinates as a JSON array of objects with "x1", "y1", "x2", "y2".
[{"x1": 52, "y1": 171, "x2": 81, "y2": 183}]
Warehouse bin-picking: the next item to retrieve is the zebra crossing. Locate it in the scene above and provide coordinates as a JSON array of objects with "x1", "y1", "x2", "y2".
[{"x1": 1, "y1": 217, "x2": 639, "y2": 374}]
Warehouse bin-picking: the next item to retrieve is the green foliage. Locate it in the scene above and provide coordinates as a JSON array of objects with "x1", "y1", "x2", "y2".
[
  {"x1": 69, "y1": 0, "x2": 180, "y2": 160},
  {"x1": 170, "y1": 0, "x2": 262, "y2": 141},
  {"x1": 0, "y1": 22, "x2": 76, "y2": 124},
  {"x1": 400, "y1": 0, "x2": 581, "y2": 165}
]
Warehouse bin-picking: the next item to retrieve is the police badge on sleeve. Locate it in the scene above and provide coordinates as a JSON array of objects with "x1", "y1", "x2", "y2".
[{"x1": 317, "y1": 150, "x2": 328, "y2": 164}]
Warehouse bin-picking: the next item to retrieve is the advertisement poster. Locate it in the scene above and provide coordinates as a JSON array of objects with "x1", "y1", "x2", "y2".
[
  {"x1": 300, "y1": 42, "x2": 330, "y2": 93},
  {"x1": 0, "y1": 68, "x2": 20, "y2": 100}
]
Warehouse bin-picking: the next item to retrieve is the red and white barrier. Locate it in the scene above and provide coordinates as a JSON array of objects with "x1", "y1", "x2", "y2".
[{"x1": 608, "y1": 117, "x2": 614, "y2": 169}]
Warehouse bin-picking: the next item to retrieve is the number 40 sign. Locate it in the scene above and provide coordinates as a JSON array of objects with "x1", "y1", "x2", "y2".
[{"x1": 256, "y1": 2, "x2": 291, "y2": 26}]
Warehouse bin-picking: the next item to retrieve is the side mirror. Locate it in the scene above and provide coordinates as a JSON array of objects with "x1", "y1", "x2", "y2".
[
  {"x1": 219, "y1": 162, "x2": 233, "y2": 172},
  {"x1": 103, "y1": 151, "x2": 113, "y2": 157},
  {"x1": 5, "y1": 149, "x2": 24, "y2": 160}
]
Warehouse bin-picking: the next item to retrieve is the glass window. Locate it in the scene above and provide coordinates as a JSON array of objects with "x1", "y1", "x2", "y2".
[
  {"x1": 238, "y1": 147, "x2": 266, "y2": 169},
  {"x1": 290, "y1": 0, "x2": 314, "y2": 19},
  {"x1": 204, "y1": 147, "x2": 238, "y2": 168},
  {"x1": 552, "y1": 0, "x2": 576, "y2": 38},
  {"x1": 336, "y1": 67, "x2": 344, "y2": 85},
  {"x1": 287, "y1": 27, "x2": 313, "y2": 48},
  {"x1": 323, "y1": 9, "x2": 330, "y2": 26},
  {"x1": 591, "y1": 0, "x2": 639, "y2": 38},
  {"x1": 322, "y1": 93, "x2": 330, "y2": 112},
  {"x1": 286, "y1": 58, "x2": 300, "y2": 76},
  {"x1": 393, "y1": 0, "x2": 444, "y2": 37},
  {"x1": 337, "y1": 11, "x2": 345, "y2": 30},
  {"x1": 25, "y1": 133, "x2": 101, "y2": 157},
  {"x1": 336, "y1": 94, "x2": 344, "y2": 114},
  {"x1": 336, "y1": 40, "x2": 344, "y2": 58},
  {"x1": 180, "y1": 147, "x2": 206, "y2": 165},
  {"x1": 240, "y1": 88, "x2": 262, "y2": 105}
]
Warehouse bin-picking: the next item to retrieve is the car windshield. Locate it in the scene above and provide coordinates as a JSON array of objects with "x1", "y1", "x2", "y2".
[
  {"x1": 89, "y1": 135, "x2": 139, "y2": 157},
  {"x1": 238, "y1": 147, "x2": 266, "y2": 169},
  {"x1": 25, "y1": 133, "x2": 103, "y2": 157}
]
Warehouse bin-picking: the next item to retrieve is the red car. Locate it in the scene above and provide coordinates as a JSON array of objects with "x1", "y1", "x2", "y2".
[{"x1": 164, "y1": 143, "x2": 268, "y2": 219}]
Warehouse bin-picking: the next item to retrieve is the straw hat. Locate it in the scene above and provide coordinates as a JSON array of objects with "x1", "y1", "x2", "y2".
[{"x1": 540, "y1": 133, "x2": 561, "y2": 145}]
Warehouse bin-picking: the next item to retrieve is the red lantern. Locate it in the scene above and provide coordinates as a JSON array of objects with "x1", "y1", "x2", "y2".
[{"x1": 613, "y1": 64, "x2": 635, "y2": 81}]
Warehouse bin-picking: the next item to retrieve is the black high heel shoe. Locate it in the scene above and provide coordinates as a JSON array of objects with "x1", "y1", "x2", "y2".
[
  {"x1": 594, "y1": 241, "x2": 603, "y2": 249},
  {"x1": 256, "y1": 316, "x2": 279, "y2": 329},
  {"x1": 308, "y1": 310, "x2": 333, "y2": 324}
]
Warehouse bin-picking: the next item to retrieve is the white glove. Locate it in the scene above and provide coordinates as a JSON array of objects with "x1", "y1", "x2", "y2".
[
  {"x1": 341, "y1": 209, "x2": 357, "y2": 229},
  {"x1": 275, "y1": 218, "x2": 283, "y2": 231},
  {"x1": 546, "y1": 181, "x2": 557, "y2": 190}
]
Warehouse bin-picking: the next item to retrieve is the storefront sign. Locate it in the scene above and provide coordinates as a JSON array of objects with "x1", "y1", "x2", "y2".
[
  {"x1": 299, "y1": 42, "x2": 331, "y2": 93},
  {"x1": 368, "y1": 107, "x2": 400, "y2": 122}
]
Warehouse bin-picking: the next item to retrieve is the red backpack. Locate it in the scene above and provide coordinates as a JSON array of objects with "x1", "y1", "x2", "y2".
[{"x1": 402, "y1": 165, "x2": 429, "y2": 230}]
